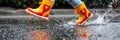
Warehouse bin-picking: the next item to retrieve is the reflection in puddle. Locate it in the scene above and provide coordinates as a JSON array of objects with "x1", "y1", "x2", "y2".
[
  {"x1": 73, "y1": 26, "x2": 90, "y2": 40},
  {"x1": 25, "y1": 25, "x2": 91, "y2": 40},
  {"x1": 26, "y1": 29, "x2": 51, "y2": 40}
]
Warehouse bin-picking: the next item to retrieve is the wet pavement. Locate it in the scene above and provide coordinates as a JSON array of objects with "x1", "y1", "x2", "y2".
[
  {"x1": 0, "y1": 22, "x2": 120, "y2": 40},
  {"x1": 0, "y1": 9, "x2": 120, "y2": 40},
  {"x1": 0, "y1": 19, "x2": 120, "y2": 40}
]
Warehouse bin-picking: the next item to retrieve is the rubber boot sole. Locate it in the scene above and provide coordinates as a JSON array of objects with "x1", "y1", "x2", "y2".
[{"x1": 26, "y1": 9, "x2": 49, "y2": 20}]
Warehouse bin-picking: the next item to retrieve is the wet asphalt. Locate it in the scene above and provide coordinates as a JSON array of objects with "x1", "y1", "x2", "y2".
[{"x1": 0, "y1": 9, "x2": 120, "y2": 40}]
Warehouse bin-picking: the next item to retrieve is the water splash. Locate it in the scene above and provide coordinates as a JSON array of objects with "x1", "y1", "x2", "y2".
[
  {"x1": 86, "y1": 13, "x2": 108, "y2": 25},
  {"x1": 65, "y1": 9, "x2": 117, "y2": 26},
  {"x1": 64, "y1": 13, "x2": 108, "y2": 26}
]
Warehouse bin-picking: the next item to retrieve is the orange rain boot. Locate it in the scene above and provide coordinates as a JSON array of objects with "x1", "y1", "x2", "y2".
[
  {"x1": 26, "y1": 0, "x2": 55, "y2": 20},
  {"x1": 75, "y1": 2, "x2": 94, "y2": 25}
]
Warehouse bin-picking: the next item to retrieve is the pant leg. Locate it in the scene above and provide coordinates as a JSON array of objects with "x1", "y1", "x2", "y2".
[
  {"x1": 66, "y1": 0, "x2": 83, "y2": 8},
  {"x1": 51, "y1": 0, "x2": 55, "y2": 2}
]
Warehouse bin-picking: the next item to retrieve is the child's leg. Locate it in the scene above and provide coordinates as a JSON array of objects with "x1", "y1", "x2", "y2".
[
  {"x1": 26, "y1": 0, "x2": 55, "y2": 20},
  {"x1": 66, "y1": 0, "x2": 94, "y2": 25},
  {"x1": 66, "y1": 0, "x2": 82, "y2": 8}
]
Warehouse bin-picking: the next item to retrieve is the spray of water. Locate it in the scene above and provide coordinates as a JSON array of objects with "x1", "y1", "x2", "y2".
[
  {"x1": 65, "y1": 9, "x2": 116, "y2": 26},
  {"x1": 86, "y1": 13, "x2": 108, "y2": 25}
]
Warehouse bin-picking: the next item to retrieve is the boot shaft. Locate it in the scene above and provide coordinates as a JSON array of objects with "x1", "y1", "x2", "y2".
[
  {"x1": 37, "y1": 0, "x2": 55, "y2": 10},
  {"x1": 75, "y1": 2, "x2": 91, "y2": 17}
]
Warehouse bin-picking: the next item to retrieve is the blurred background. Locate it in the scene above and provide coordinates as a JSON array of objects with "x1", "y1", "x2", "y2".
[{"x1": 0, "y1": 0, "x2": 120, "y2": 9}]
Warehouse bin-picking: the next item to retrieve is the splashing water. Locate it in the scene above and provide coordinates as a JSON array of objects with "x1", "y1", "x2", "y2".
[
  {"x1": 85, "y1": 8, "x2": 117, "y2": 25},
  {"x1": 64, "y1": 13, "x2": 108, "y2": 26},
  {"x1": 65, "y1": 9, "x2": 117, "y2": 26},
  {"x1": 86, "y1": 13, "x2": 108, "y2": 25}
]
